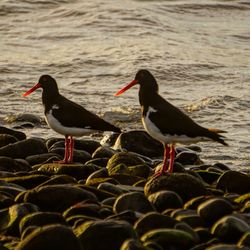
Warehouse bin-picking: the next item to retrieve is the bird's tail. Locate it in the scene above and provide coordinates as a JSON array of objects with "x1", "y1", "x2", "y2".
[{"x1": 207, "y1": 128, "x2": 228, "y2": 146}]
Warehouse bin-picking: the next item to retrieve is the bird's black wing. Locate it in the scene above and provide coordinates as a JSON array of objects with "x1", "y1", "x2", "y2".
[
  {"x1": 50, "y1": 95, "x2": 120, "y2": 132},
  {"x1": 147, "y1": 95, "x2": 227, "y2": 145}
]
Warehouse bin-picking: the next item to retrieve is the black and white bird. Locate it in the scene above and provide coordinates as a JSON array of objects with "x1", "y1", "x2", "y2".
[
  {"x1": 23, "y1": 75, "x2": 120, "y2": 164},
  {"x1": 115, "y1": 69, "x2": 228, "y2": 176}
]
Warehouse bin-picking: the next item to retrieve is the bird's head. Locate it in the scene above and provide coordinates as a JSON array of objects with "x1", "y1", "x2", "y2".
[
  {"x1": 23, "y1": 75, "x2": 59, "y2": 97},
  {"x1": 114, "y1": 69, "x2": 158, "y2": 96}
]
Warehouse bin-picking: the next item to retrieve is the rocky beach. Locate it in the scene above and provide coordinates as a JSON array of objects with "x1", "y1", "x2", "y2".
[{"x1": 0, "y1": 126, "x2": 249, "y2": 250}]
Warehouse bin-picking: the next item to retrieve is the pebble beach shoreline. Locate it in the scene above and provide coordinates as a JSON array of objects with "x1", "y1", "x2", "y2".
[{"x1": 0, "y1": 126, "x2": 250, "y2": 250}]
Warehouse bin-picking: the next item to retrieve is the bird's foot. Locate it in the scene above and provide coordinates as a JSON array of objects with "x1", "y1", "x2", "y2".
[{"x1": 152, "y1": 170, "x2": 165, "y2": 179}]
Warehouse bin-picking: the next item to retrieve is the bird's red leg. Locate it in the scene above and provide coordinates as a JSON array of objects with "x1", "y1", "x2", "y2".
[
  {"x1": 68, "y1": 136, "x2": 74, "y2": 163},
  {"x1": 153, "y1": 144, "x2": 170, "y2": 178},
  {"x1": 168, "y1": 144, "x2": 175, "y2": 173},
  {"x1": 162, "y1": 144, "x2": 170, "y2": 173},
  {"x1": 54, "y1": 135, "x2": 70, "y2": 164}
]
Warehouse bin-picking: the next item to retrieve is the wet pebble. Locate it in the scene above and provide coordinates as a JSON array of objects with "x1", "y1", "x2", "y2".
[
  {"x1": 16, "y1": 224, "x2": 82, "y2": 250},
  {"x1": 113, "y1": 130, "x2": 163, "y2": 157},
  {"x1": 113, "y1": 191, "x2": 154, "y2": 214},
  {"x1": 22, "y1": 184, "x2": 97, "y2": 212},
  {"x1": 0, "y1": 126, "x2": 26, "y2": 141},
  {"x1": 216, "y1": 170, "x2": 250, "y2": 194},
  {"x1": 75, "y1": 220, "x2": 137, "y2": 250},
  {"x1": 144, "y1": 173, "x2": 208, "y2": 202},
  {"x1": 0, "y1": 138, "x2": 47, "y2": 159},
  {"x1": 0, "y1": 132, "x2": 248, "y2": 250}
]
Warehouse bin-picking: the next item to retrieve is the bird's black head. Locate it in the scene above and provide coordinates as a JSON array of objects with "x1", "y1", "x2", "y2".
[
  {"x1": 38, "y1": 75, "x2": 59, "y2": 93},
  {"x1": 135, "y1": 69, "x2": 158, "y2": 93},
  {"x1": 23, "y1": 75, "x2": 59, "y2": 97},
  {"x1": 114, "y1": 69, "x2": 158, "y2": 97}
]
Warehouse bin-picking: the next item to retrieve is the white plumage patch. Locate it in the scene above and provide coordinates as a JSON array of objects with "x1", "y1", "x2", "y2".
[
  {"x1": 45, "y1": 110, "x2": 94, "y2": 136},
  {"x1": 52, "y1": 104, "x2": 60, "y2": 110},
  {"x1": 142, "y1": 106, "x2": 209, "y2": 145}
]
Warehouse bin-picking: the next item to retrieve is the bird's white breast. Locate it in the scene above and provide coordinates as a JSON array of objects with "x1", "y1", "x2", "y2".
[{"x1": 45, "y1": 110, "x2": 94, "y2": 137}]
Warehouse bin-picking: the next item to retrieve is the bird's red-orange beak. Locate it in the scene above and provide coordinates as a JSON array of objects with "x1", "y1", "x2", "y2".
[
  {"x1": 114, "y1": 79, "x2": 138, "y2": 96},
  {"x1": 22, "y1": 83, "x2": 41, "y2": 97}
]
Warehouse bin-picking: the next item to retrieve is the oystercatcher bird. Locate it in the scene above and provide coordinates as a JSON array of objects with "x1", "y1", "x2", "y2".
[
  {"x1": 23, "y1": 75, "x2": 121, "y2": 164},
  {"x1": 115, "y1": 69, "x2": 228, "y2": 176}
]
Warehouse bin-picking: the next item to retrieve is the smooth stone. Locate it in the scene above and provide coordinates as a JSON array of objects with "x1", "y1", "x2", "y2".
[
  {"x1": 212, "y1": 162, "x2": 231, "y2": 171},
  {"x1": 141, "y1": 228, "x2": 196, "y2": 249},
  {"x1": 211, "y1": 215, "x2": 250, "y2": 243},
  {"x1": 22, "y1": 184, "x2": 97, "y2": 212},
  {"x1": 175, "y1": 214, "x2": 206, "y2": 228},
  {"x1": 25, "y1": 153, "x2": 60, "y2": 166},
  {"x1": 92, "y1": 146, "x2": 116, "y2": 158},
  {"x1": 154, "y1": 161, "x2": 186, "y2": 174},
  {"x1": 184, "y1": 196, "x2": 212, "y2": 210},
  {"x1": 195, "y1": 170, "x2": 221, "y2": 184},
  {"x1": 238, "y1": 231, "x2": 250, "y2": 247},
  {"x1": 197, "y1": 198, "x2": 234, "y2": 226},
  {"x1": 73, "y1": 139, "x2": 101, "y2": 154},
  {"x1": 106, "y1": 152, "x2": 145, "y2": 172},
  {"x1": 85, "y1": 177, "x2": 119, "y2": 186},
  {"x1": 0, "y1": 203, "x2": 40, "y2": 236},
  {"x1": 36, "y1": 175, "x2": 77, "y2": 188},
  {"x1": 78, "y1": 185, "x2": 116, "y2": 201},
  {"x1": 113, "y1": 130, "x2": 163, "y2": 157},
  {"x1": 113, "y1": 191, "x2": 154, "y2": 214},
  {"x1": 120, "y1": 239, "x2": 147, "y2": 250},
  {"x1": 49, "y1": 147, "x2": 91, "y2": 163},
  {"x1": 101, "y1": 197, "x2": 116, "y2": 207},
  {"x1": 0, "y1": 157, "x2": 31, "y2": 172},
  {"x1": 170, "y1": 208, "x2": 197, "y2": 218},
  {"x1": 0, "y1": 193, "x2": 14, "y2": 209},
  {"x1": 109, "y1": 163, "x2": 151, "y2": 179},
  {"x1": 115, "y1": 184, "x2": 144, "y2": 193},
  {"x1": 205, "y1": 244, "x2": 250, "y2": 250},
  {"x1": 38, "y1": 163, "x2": 95, "y2": 180},
  {"x1": 241, "y1": 201, "x2": 250, "y2": 213},
  {"x1": 85, "y1": 158, "x2": 109, "y2": 168},
  {"x1": 19, "y1": 211, "x2": 67, "y2": 237},
  {"x1": 0, "y1": 171, "x2": 16, "y2": 177},
  {"x1": 0, "y1": 138, "x2": 47, "y2": 159},
  {"x1": 107, "y1": 210, "x2": 140, "y2": 224},
  {"x1": 144, "y1": 173, "x2": 207, "y2": 202},
  {"x1": 16, "y1": 224, "x2": 82, "y2": 250},
  {"x1": 175, "y1": 151, "x2": 203, "y2": 165},
  {"x1": 1, "y1": 175, "x2": 49, "y2": 189},
  {"x1": 98, "y1": 182, "x2": 126, "y2": 196},
  {"x1": 75, "y1": 219, "x2": 137, "y2": 250},
  {"x1": 63, "y1": 201, "x2": 101, "y2": 219},
  {"x1": 47, "y1": 138, "x2": 100, "y2": 155},
  {"x1": 148, "y1": 190, "x2": 183, "y2": 212},
  {"x1": 134, "y1": 212, "x2": 178, "y2": 237},
  {"x1": 86, "y1": 168, "x2": 108, "y2": 181},
  {"x1": 194, "y1": 227, "x2": 214, "y2": 243},
  {"x1": 189, "y1": 239, "x2": 220, "y2": 250},
  {"x1": 174, "y1": 222, "x2": 200, "y2": 243},
  {"x1": 0, "y1": 126, "x2": 26, "y2": 141},
  {"x1": 216, "y1": 170, "x2": 250, "y2": 194},
  {"x1": 111, "y1": 173, "x2": 145, "y2": 186},
  {"x1": 234, "y1": 193, "x2": 250, "y2": 205},
  {"x1": 0, "y1": 180, "x2": 26, "y2": 197},
  {"x1": 0, "y1": 134, "x2": 18, "y2": 148},
  {"x1": 4, "y1": 113, "x2": 42, "y2": 125}
]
